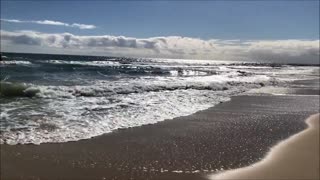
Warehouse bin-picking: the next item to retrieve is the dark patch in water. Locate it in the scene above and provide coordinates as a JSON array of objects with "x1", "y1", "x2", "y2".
[
  {"x1": 0, "y1": 82, "x2": 40, "y2": 97},
  {"x1": 38, "y1": 123, "x2": 58, "y2": 131}
]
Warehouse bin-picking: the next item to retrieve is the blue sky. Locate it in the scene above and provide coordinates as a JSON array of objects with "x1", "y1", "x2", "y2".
[
  {"x1": 0, "y1": 1, "x2": 319, "y2": 63},
  {"x1": 1, "y1": 1, "x2": 319, "y2": 39}
]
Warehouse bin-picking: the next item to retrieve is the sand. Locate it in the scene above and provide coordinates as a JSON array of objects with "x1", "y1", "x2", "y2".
[{"x1": 209, "y1": 113, "x2": 319, "y2": 180}]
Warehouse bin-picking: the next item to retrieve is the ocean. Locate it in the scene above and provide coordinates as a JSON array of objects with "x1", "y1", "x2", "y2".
[{"x1": 0, "y1": 53, "x2": 318, "y2": 145}]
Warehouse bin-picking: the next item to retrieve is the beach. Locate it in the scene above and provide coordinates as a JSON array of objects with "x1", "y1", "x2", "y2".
[
  {"x1": 1, "y1": 78, "x2": 319, "y2": 180},
  {"x1": 1, "y1": 0, "x2": 319, "y2": 179},
  {"x1": 209, "y1": 113, "x2": 319, "y2": 180}
]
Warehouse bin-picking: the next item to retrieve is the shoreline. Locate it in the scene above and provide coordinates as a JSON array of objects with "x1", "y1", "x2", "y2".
[
  {"x1": 1, "y1": 79, "x2": 319, "y2": 180},
  {"x1": 209, "y1": 113, "x2": 319, "y2": 180}
]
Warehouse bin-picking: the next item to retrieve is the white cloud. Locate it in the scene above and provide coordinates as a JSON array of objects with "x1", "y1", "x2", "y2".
[
  {"x1": 0, "y1": 19, "x2": 96, "y2": 29},
  {"x1": 34, "y1": 20, "x2": 68, "y2": 26},
  {"x1": 1, "y1": 30, "x2": 319, "y2": 64},
  {"x1": 70, "y1": 23, "x2": 96, "y2": 30},
  {"x1": 1, "y1": 19, "x2": 23, "y2": 23}
]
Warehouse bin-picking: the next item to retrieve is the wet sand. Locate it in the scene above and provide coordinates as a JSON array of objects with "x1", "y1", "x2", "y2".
[
  {"x1": 209, "y1": 113, "x2": 319, "y2": 180},
  {"x1": 1, "y1": 79, "x2": 319, "y2": 180}
]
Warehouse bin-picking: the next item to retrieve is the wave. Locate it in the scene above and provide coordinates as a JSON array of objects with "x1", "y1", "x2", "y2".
[
  {"x1": 1, "y1": 60, "x2": 196, "y2": 76},
  {"x1": 0, "y1": 73, "x2": 274, "y2": 99},
  {"x1": 0, "y1": 88, "x2": 235, "y2": 145},
  {"x1": 0, "y1": 82, "x2": 40, "y2": 97},
  {"x1": 32, "y1": 60, "x2": 121, "y2": 67},
  {"x1": 30, "y1": 74, "x2": 273, "y2": 98},
  {"x1": 1, "y1": 55, "x2": 8, "y2": 60},
  {"x1": 0, "y1": 60, "x2": 32, "y2": 65},
  {"x1": 0, "y1": 72, "x2": 279, "y2": 145}
]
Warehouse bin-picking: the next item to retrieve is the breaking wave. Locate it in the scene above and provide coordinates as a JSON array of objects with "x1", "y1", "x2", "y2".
[
  {"x1": 0, "y1": 82, "x2": 40, "y2": 97},
  {"x1": 1, "y1": 74, "x2": 272, "y2": 99}
]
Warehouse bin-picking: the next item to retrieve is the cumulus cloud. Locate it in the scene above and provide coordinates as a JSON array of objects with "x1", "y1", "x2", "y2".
[
  {"x1": 1, "y1": 30, "x2": 319, "y2": 64},
  {"x1": 0, "y1": 19, "x2": 96, "y2": 29}
]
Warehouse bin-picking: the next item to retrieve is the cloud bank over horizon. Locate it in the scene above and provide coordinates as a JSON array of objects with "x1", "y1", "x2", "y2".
[
  {"x1": 0, "y1": 19, "x2": 96, "y2": 29},
  {"x1": 1, "y1": 30, "x2": 319, "y2": 64}
]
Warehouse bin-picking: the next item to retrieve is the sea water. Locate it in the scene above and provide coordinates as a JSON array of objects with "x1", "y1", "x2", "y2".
[{"x1": 0, "y1": 53, "x2": 318, "y2": 144}]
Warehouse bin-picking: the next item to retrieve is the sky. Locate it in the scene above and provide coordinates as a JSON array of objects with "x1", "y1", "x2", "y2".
[{"x1": 1, "y1": 0, "x2": 319, "y2": 64}]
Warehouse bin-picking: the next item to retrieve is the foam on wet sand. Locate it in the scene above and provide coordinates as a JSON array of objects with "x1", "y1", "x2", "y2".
[{"x1": 209, "y1": 113, "x2": 320, "y2": 180}]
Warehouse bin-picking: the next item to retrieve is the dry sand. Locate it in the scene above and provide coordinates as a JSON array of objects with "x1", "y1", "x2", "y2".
[{"x1": 209, "y1": 113, "x2": 320, "y2": 180}]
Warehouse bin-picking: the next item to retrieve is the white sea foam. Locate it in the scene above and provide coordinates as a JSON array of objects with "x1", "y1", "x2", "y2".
[
  {"x1": 0, "y1": 72, "x2": 271, "y2": 144},
  {"x1": 34, "y1": 74, "x2": 272, "y2": 98},
  {"x1": 208, "y1": 113, "x2": 320, "y2": 180},
  {"x1": 41, "y1": 60, "x2": 121, "y2": 66},
  {"x1": 0, "y1": 60, "x2": 32, "y2": 65},
  {"x1": 1, "y1": 89, "x2": 232, "y2": 144}
]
